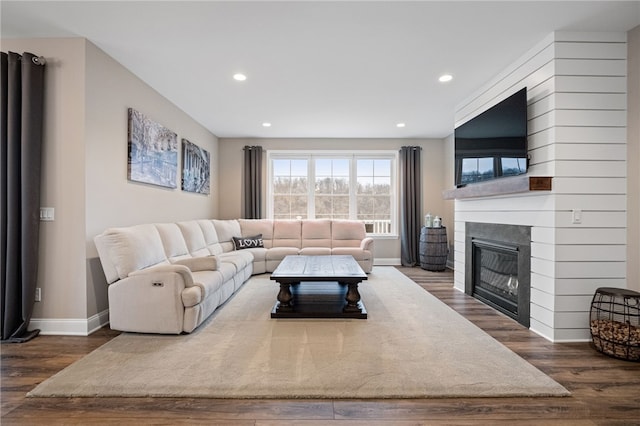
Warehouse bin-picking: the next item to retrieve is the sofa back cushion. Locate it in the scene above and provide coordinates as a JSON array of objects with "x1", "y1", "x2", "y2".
[
  {"x1": 272, "y1": 220, "x2": 302, "y2": 248},
  {"x1": 239, "y1": 219, "x2": 274, "y2": 248},
  {"x1": 212, "y1": 219, "x2": 242, "y2": 252},
  {"x1": 332, "y1": 220, "x2": 366, "y2": 248},
  {"x1": 94, "y1": 224, "x2": 168, "y2": 283},
  {"x1": 176, "y1": 221, "x2": 210, "y2": 257},
  {"x1": 155, "y1": 223, "x2": 191, "y2": 262},
  {"x1": 302, "y1": 220, "x2": 332, "y2": 248},
  {"x1": 197, "y1": 220, "x2": 224, "y2": 255}
]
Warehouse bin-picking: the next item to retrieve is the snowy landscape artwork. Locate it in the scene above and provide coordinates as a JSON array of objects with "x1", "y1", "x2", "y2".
[
  {"x1": 181, "y1": 139, "x2": 211, "y2": 195},
  {"x1": 127, "y1": 108, "x2": 178, "y2": 188}
]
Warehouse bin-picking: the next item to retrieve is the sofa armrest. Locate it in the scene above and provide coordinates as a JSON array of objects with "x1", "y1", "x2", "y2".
[
  {"x1": 360, "y1": 237, "x2": 374, "y2": 252},
  {"x1": 110, "y1": 265, "x2": 201, "y2": 334},
  {"x1": 127, "y1": 264, "x2": 205, "y2": 295},
  {"x1": 129, "y1": 264, "x2": 193, "y2": 285},
  {"x1": 171, "y1": 255, "x2": 219, "y2": 271}
]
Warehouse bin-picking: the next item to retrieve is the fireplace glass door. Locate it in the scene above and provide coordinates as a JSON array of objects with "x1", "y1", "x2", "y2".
[{"x1": 472, "y1": 239, "x2": 519, "y2": 318}]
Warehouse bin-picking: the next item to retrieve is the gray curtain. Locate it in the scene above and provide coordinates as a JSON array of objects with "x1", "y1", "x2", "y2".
[
  {"x1": 399, "y1": 146, "x2": 422, "y2": 266},
  {"x1": 1, "y1": 51, "x2": 46, "y2": 342},
  {"x1": 243, "y1": 145, "x2": 263, "y2": 219}
]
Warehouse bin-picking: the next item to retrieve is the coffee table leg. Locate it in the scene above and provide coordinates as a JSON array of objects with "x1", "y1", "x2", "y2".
[
  {"x1": 344, "y1": 282, "x2": 361, "y2": 313},
  {"x1": 277, "y1": 282, "x2": 294, "y2": 312}
]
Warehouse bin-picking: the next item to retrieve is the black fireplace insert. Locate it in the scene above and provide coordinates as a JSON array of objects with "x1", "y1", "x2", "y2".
[
  {"x1": 465, "y1": 222, "x2": 531, "y2": 327},
  {"x1": 473, "y1": 239, "x2": 519, "y2": 318}
]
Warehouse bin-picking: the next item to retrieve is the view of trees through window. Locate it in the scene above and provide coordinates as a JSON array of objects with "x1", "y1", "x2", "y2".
[
  {"x1": 272, "y1": 159, "x2": 308, "y2": 219},
  {"x1": 315, "y1": 159, "x2": 350, "y2": 220},
  {"x1": 356, "y1": 159, "x2": 392, "y2": 234},
  {"x1": 269, "y1": 153, "x2": 395, "y2": 235}
]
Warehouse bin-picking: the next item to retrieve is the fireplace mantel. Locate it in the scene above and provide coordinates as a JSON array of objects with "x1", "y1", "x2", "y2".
[{"x1": 442, "y1": 176, "x2": 552, "y2": 200}]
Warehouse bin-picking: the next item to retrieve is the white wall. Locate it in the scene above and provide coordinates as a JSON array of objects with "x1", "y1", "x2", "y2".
[
  {"x1": 218, "y1": 138, "x2": 447, "y2": 264},
  {"x1": 452, "y1": 32, "x2": 629, "y2": 342},
  {"x1": 3, "y1": 38, "x2": 219, "y2": 335}
]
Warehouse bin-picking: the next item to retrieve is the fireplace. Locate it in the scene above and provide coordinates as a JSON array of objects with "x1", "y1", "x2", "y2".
[{"x1": 465, "y1": 222, "x2": 531, "y2": 327}]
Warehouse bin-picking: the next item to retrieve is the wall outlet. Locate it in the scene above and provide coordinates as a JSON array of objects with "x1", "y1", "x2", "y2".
[{"x1": 35, "y1": 287, "x2": 41, "y2": 302}]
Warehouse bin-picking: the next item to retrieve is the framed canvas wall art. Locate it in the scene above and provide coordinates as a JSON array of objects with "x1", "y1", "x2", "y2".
[
  {"x1": 127, "y1": 108, "x2": 178, "y2": 188},
  {"x1": 181, "y1": 138, "x2": 211, "y2": 195}
]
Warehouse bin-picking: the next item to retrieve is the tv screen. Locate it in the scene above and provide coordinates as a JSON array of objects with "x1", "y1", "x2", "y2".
[{"x1": 454, "y1": 88, "x2": 528, "y2": 187}]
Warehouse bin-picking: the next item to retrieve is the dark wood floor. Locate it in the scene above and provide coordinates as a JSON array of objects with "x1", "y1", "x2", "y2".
[{"x1": 2, "y1": 266, "x2": 640, "y2": 425}]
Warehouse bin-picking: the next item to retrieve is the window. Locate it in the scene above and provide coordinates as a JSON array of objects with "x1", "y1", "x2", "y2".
[
  {"x1": 268, "y1": 151, "x2": 397, "y2": 236},
  {"x1": 315, "y1": 158, "x2": 350, "y2": 220},
  {"x1": 356, "y1": 159, "x2": 392, "y2": 234},
  {"x1": 272, "y1": 159, "x2": 308, "y2": 219}
]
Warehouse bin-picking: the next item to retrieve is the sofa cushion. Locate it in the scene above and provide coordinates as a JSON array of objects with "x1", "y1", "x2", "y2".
[
  {"x1": 217, "y1": 250, "x2": 254, "y2": 273},
  {"x1": 217, "y1": 261, "x2": 238, "y2": 282},
  {"x1": 212, "y1": 219, "x2": 242, "y2": 252},
  {"x1": 94, "y1": 224, "x2": 169, "y2": 282},
  {"x1": 239, "y1": 219, "x2": 274, "y2": 249},
  {"x1": 232, "y1": 234, "x2": 264, "y2": 250},
  {"x1": 197, "y1": 220, "x2": 224, "y2": 255},
  {"x1": 155, "y1": 223, "x2": 191, "y2": 262},
  {"x1": 266, "y1": 246, "x2": 300, "y2": 261},
  {"x1": 332, "y1": 220, "x2": 366, "y2": 248},
  {"x1": 177, "y1": 221, "x2": 210, "y2": 257},
  {"x1": 302, "y1": 219, "x2": 332, "y2": 248},
  {"x1": 243, "y1": 247, "x2": 267, "y2": 274},
  {"x1": 299, "y1": 247, "x2": 332, "y2": 256},
  {"x1": 272, "y1": 220, "x2": 302, "y2": 248}
]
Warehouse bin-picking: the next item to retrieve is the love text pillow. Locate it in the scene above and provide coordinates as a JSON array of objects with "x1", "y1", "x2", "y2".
[{"x1": 232, "y1": 234, "x2": 264, "y2": 250}]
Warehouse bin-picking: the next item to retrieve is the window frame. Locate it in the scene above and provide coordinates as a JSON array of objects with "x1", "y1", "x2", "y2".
[{"x1": 266, "y1": 150, "x2": 399, "y2": 237}]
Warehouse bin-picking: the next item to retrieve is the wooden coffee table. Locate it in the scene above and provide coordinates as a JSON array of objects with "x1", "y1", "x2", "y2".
[{"x1": 270, "y1": 255, "x2": 368, "y2": 319}]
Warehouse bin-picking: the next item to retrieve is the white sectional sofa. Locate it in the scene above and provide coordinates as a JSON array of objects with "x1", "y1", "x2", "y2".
[{"x1": 94, "y1": 219, "x2": 374, "y2": 334}]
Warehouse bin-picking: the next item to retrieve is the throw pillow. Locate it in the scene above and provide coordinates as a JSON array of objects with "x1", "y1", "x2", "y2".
[{"x1": 233, "y1": 234, "x2": 264, "y2": 250}]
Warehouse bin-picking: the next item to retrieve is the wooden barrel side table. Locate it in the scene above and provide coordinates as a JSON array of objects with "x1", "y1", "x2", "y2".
[{"x1": 419, "y1": 226, "x2": 448, "y2": 271}]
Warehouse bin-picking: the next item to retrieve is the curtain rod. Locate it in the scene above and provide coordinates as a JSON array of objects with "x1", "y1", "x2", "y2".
[
  {"x1": 9, "y1": 52, "x2": 46, "y2": 66},
  {"x1": 31, "y1": 56, "x2": 46, "y2": 66}
]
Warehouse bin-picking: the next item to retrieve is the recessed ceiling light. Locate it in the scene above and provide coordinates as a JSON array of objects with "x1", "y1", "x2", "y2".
[
  {"x1": 439, "y1": 74, "x2": 453, "y2": 83},
  {"x1": 396, "y1": 123, "x2": 406, "y2": 128},
  {"x1": 262, "y1": 122, "x2": 272, "y2": 127},
  {"x1": 233, "y1": 73, "x2": 247, "y2": 81}
]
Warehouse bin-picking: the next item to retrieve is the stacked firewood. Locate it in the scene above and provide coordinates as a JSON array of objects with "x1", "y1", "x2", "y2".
[{"x1": 590, "y1": 318, "x2": 640, "y2": 361}]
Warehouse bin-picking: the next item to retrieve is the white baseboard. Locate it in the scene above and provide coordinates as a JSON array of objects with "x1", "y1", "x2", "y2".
[
  {"x1": 29, "y1": 309, "x2": 110, "y2": 336},
  {"x1": 374, "y1": 258, "x2": 401, "y2": 266}
]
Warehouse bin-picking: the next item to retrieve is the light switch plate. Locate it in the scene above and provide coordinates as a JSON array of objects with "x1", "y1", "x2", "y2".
[
  {"x1": 40, "y1": 207, "x2": 55, "y2": 221},
  {"x1": 572, "y1": 209, "x2": 582, "y2": 224}
]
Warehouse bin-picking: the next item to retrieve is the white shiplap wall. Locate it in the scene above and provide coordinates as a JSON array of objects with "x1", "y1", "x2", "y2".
[{"x1": 453, "y1": 32, "x2": 627, "y2": 342}]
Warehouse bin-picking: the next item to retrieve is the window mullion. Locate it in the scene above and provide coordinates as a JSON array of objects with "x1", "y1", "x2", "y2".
[
  {"x1": 350, "y1": 156, "x2": 357, "y2": 220},
  {"x1": 308, "y1": 155, "x2": 315, "y2": 219}
]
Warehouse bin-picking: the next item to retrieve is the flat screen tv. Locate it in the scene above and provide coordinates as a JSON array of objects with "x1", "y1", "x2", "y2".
[{"x1": 454, "y1": 87, "x2": 528, "y2": 187}]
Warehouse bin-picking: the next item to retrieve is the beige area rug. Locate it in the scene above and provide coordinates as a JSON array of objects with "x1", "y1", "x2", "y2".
[{"x1": 28, "y1": 267, "x2": 569, "y2": 399}]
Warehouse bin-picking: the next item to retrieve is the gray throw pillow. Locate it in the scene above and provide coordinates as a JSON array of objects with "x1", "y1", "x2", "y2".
[{"x1": 232, "y1": 234, "x2": 264, "y2": 250}]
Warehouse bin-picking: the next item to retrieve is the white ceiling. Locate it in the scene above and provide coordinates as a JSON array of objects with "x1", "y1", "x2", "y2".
[{"x1": 2, "y1": 1, "x2": 639, "y2": 139}]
